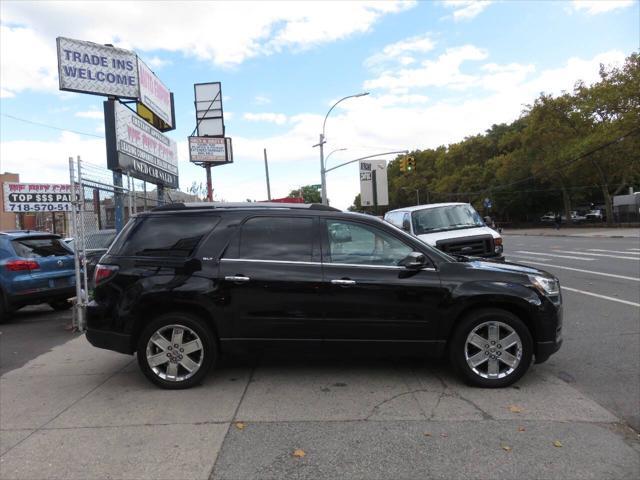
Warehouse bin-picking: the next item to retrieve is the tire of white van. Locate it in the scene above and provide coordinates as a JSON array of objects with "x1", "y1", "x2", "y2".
[
  {"x1": 136, "y1": 312, "x2": 217, "y2": 389},
  {"x1": 449, "y1": 308, "x2": 533, "y2": 388}
]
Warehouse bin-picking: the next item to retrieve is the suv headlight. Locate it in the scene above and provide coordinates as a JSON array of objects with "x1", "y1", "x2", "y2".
[{"x1": 528, "y1": 275, "x2": 560, "y2": 296}]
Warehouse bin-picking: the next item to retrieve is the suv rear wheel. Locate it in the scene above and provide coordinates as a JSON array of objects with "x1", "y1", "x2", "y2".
[
  {"x1": 136, "y1": 313, "x2": 217, "y2": 389},
  {"x1": 449, "y1": 308, "x2": 533, "y2": 388}
]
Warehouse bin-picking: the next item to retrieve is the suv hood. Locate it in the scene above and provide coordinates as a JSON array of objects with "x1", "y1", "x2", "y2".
[
  {"x1": 467, "y1": 259, "x2": 554, "y2": 279},
  {"x1": 416, "y1": 226, "x2": 499, "y2": 246}
]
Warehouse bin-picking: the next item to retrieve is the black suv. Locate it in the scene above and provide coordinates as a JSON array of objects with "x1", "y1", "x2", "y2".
[{"x1": 87, "y1": 203, "x2": 562, "y2": 389}]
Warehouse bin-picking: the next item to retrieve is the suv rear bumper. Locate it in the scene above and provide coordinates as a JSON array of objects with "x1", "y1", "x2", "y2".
[{"x1": 86, "y1": 328, "x2": 134, "y2": 355}]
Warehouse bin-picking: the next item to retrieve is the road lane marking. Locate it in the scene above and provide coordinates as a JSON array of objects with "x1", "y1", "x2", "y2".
[
  {"x1": 588, "y1": 249, "x2": 640, "y2": 255},
  {"x1": 509, "y1": 260, "x2": 640, "y2": 282},
  {"x1": 516, "y1": 251, "x2": 594, "y2": 261},
  {"x1": 552, "y1": 250, "x2": 639, "y2": 261},
  {"x1": 629, "y1": 248, "x2": 640, "y2": 252},
  {"x1": 509, "y1": 256, "x2": 551, "y2": 263},
  {"x1": 562, "y1": 287, "x2": 640, "y2": 308}
]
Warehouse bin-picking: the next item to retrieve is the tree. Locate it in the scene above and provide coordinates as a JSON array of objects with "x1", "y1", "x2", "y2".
[{"x1": 288, "y1": 185, "x2": 321, "y2": 203}]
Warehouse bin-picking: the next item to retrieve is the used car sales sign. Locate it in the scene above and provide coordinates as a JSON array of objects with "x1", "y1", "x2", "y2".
[
  {"x1": 3, "y1": 183, "x2": 73, "y2": 213},
  {"x1": 105, "y1": 101, "x2": 179, "y2": 188}
]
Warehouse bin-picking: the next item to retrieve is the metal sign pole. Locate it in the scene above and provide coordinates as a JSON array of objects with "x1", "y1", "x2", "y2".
[
  {"x1": 372, "y1": 169, "x2": 378, "y2": 216},
  {"x1": 77, "y1": 156, "x2": 90, "y2": 313},
  {"x1": 206, "y1": 165, "x2": 213, "y2": 202},
  {"x1": 68, "y1": 157, "x2": 84, "y2": 331}
]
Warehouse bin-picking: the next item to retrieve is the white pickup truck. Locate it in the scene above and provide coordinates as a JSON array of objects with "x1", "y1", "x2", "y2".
[{"x1": 384, "y1": 202, "x2": 504, "y2": 260}]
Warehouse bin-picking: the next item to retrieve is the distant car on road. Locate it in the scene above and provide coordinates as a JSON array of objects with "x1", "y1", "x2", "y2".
[{"x1": 0, "y1": 231, "x2": 75, "y2": 320}]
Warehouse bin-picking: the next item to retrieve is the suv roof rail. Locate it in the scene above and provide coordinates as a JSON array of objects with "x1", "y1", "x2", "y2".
[{"x1": 151, "y1": 202, "x2": 341, "y2": 212}]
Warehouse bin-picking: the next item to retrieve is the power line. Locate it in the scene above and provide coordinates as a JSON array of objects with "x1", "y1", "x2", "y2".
[{"x1": 1, "y1": 113, "x2": 105, "y2": 139}]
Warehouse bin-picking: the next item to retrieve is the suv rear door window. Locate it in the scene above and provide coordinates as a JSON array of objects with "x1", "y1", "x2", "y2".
[
  {"x1": 12, "y1": 237, "x2": 70, "y2": 258},
  {"x1": 235, "y1": 216, "x2": 314, "y2": 262},
  {"x1": 116, "y1": 215, "x2": 218, "y2": 257}
]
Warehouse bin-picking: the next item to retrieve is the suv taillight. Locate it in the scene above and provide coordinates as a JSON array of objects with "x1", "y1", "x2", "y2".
[
  {"x1": 94, "y1": 264, "x2": 119, "y2": 286},
  {"x1": 5, "y1": 259, "x2": 40, "y2": 271}
]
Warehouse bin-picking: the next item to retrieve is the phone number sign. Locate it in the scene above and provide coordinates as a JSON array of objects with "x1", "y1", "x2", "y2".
[{"x1": 3, "y1": 183, "x2": 73, "y2": 213}]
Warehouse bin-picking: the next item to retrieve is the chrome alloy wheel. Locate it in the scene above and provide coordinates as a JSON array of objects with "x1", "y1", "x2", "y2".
[
  {"x1": 145, "y1": 324, "x2": 204, "y2": 382},
  {"x1": 464, "y1": 321, "x2": 523, "y2": 380}
]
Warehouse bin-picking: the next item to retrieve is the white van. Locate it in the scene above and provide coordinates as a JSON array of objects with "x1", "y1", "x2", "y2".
[{"x1": 384, "y1": 203, "x2": 504, "y2": 260}]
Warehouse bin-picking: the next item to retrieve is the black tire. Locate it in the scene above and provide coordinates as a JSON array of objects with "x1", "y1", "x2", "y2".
[
  {"x1": 49, "y1": 300, "x2": 72, "y2": 311},
  {"x1": 449, "y1": 308, "x2": 533, "y2": 388},
  {"x1": 136, "y1": 312, "x2": 217, "y2": 389}
]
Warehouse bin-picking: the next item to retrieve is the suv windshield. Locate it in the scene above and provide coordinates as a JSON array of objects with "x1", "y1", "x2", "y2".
[{"x1": 411, "y1": 205, "x2": 484, "y2": 235}]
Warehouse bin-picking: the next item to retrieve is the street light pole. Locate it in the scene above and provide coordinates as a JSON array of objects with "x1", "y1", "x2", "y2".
[{"x1": 314, "y1": 92, "x2": 368, "y2": 204}]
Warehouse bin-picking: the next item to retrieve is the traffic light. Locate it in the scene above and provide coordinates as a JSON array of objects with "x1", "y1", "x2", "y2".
[
  {"x1": 399, "y1": 157, "x2": 407, "y2": 172},
  {"x1": 407, "y1": 156, "x2": 416, "y2": 172}
]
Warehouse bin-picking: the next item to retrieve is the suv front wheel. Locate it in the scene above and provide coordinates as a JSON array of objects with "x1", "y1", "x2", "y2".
[
  {"x1": 449, "y1": 308, "x2": 533, "y2": 388},
  {"x1": 137, "y1": 313, "x2": 217, "y2": 389}
]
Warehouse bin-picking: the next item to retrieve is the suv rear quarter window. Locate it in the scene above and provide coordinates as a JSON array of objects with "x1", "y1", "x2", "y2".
[{"x1": 114, "y1": 215, "x2": 219, "y2": 258}]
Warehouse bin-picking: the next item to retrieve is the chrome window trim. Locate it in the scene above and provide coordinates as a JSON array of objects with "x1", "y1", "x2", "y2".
[{"x1": 220, "y1": 257, "x2": 436, "y2": 271}]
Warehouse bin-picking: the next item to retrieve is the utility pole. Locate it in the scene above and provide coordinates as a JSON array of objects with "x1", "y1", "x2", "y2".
[
  {"x1": 263, "y1": 148, "x2": 272, "y2": 201},
  {"x1": 318, "y1": 133, "x2": 326, "y2": 204}
]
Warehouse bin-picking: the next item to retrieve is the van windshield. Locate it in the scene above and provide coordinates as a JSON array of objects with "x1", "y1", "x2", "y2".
[{"x1": 411, "y1": 205, "x2": 485, "y2": 235}]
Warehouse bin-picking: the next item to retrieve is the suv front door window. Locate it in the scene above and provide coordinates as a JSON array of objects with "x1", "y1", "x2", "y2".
[{"x1": 327, "y1": 220, "x2": 413, "y2": 267}]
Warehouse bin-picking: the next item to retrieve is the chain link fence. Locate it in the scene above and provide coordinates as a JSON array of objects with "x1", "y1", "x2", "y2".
[{"x1": 68, "y1": 157, "x2": 162, "y2": 331}]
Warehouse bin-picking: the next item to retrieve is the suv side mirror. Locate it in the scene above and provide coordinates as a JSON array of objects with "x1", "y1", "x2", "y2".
[
  {"x1": 402, "y1": 218, "x2": 411, "y2": 232},
  {"x1": 400, "y1": 251, "x2": 427, "y2": 269}
]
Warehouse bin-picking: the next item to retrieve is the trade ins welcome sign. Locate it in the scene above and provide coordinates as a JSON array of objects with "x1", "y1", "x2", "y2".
[{"x1": 57, "y1": 37, "x2": 174, "y2": 129}]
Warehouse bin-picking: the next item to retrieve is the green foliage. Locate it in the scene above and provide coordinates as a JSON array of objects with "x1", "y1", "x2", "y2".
[
  {"x1": 288, "y1": 185, "x2": 322, "y2": 203},
  {"x1": 354, "y1": 53, "x2": 639, "y2": 223}
]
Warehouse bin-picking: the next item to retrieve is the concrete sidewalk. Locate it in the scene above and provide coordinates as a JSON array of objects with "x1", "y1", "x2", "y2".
[
  {"x1": 503, "y1": 227, "x2": 640, "y2": 238},
  {"x1": 1, "y1": 337, "x2": 639, "y2": 479}
]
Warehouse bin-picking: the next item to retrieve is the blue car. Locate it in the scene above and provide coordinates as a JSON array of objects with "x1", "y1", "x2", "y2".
[{"x1": 0, "y1": 231, "x2": 76, "y2": 320}]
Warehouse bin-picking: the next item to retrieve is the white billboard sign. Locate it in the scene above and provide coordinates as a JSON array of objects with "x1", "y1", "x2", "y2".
[
  {"x1": 3, "y1": 183, "x2": 73, "y2": 213},
  {"x1": 360, "y1": 160, "x2": 389, "y2": 207},
  {"x1": 137, "y1": 59, "x2": 173, "y2": 127},
  {"x1": 57, "y1": 37, "x2": 139, "y2": 98},
  {"x1": 105, "y1": 101, "x2": 179, "y2": 188},
  {"x1": 194, "y1": 82, "x2": 224, "y2": 137}
]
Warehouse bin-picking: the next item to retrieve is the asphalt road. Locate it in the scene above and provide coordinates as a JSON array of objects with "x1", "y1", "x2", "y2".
[{"x1": 504, "y1": 234, "x2": 640, "y2": 430}]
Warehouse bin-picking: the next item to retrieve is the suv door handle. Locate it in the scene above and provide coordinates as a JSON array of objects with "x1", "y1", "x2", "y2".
[
  {"x1": 225, "y1": 275, "x2": 251, "y2": 283},
  {"x1": 331, "y1": 279, "x2": 356, "y2": 286}
]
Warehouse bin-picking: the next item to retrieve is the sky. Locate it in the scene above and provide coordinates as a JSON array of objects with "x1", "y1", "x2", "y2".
[{"x1": 1, "y1": 0, "x2": 638, "y2": 209}]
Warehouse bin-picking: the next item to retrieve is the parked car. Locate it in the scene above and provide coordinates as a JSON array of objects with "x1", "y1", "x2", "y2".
[
  {"x1": 540, "y1": 212, "x2": 556, "y2": 223},
  {"x1": 87, "y1": 202, "x2": 562, "y2": 390},
  {"x1": 585, "y1": 209, "x2": 604, "y2": 222},
  {"x1": 66, "y1": 229, "x2": 117, "y2": 287},
  {"x1": 0, "y1": 231, "x2": 75, "y2": 320},
  {"x1": 561, "y1": 211, "x2": 587, "y2": 223},
  {"x1": 84, "y1": 230, "x2": 117, "y2": 285},
  {"x1": 384, "y1": 203, "x2": 504, "y2": 261}
]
